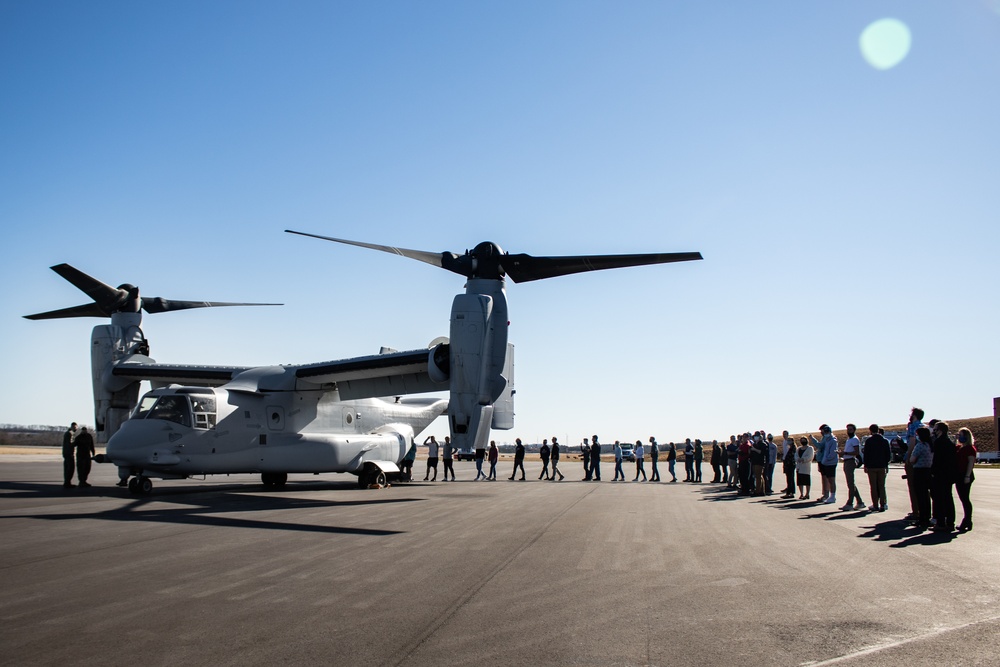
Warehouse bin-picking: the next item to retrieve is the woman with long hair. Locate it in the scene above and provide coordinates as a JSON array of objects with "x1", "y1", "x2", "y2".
[{"x1": 955, "y1": 427, "x2": 977, "y2": 532}]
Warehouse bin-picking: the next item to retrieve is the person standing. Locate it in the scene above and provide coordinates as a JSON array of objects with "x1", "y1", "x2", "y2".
[
  {"x1": 400, "y1": 439, "x2": 417, "y2": 481},
  {"x1": 764, "y1": 434, "x2": 777, "y2": 494},
  {"x1": 780, "y1": 431, "x2": 795, "y2": 495},
  {"x1": 710, "y1": 440, "x2": 722, "y2": 483},
  {"x1": 667, "y1": 442, "x2": 678, "y2": 482},
  {"x1": 693, "y1": 439, "x2": 704, "y2": 483},
  {"x1": 955, "y1": 427, "x2": 977, "y2": 532},
  {"x1": 726, "y1": 436, "x2": 739, "y2": 487},
  {"x1": 780, "y1": 437, "x2": 796, "y2": 499},
  {"x1": 649, "y1": 437, "x2": 660, "y2": 482},
  {"x1": 74, "y1": 426, "x2": 95, "y2": 488},
  {"x1": 904, "y1": 407, "x2": 925, "y2": 520},
  {"x1": 737, "y1": 434, "x2": 752, "y2": 495},
  {"x1": 474, "y1": 444, "x2": 488, "y2": 481},
  {"x1": 487, "y1": 441, "x2": 499, "y2": 480},
  {"x1": 581, "y1": 438, "x2": 592, "y2": 480},
  {"x1": 795, "y1": 437, "x2": 814, "y2": 499},
  {"x1": 423, "y1": 435, "x2": 439, "y2": 481},
  {"x1": 810, "y1": 425, "x2": 839, "y2": 505},
  {"x1": 539, "y1": 439, "x2": 551, "y2": 480},
  {"x1": 550, "y1": 437, "x2": 565, "y2": 481},
  {"x1": 589, "y1": 435, "x2": 601, "y2": 481},
  {"x1": 62, "y1": 422, "x2": 78, "y2": 488},
  {"x1": 613, "y1": 441, "x2": 625, "y2": 481},
  {"x1": 840, "y1": 424, "x2": 866, "y2": 510},
  {"x1": 862, "y1": 423, "x2": 891, "y2": 512},
  {"x1": 683, "y1": 439, "x2": 695, "y2": 482},
  {"x1": 749, "y1": 433, "x2": 767, "y2": 495},
  {"x1": 509, "y1": 438, "x2": 526, "y2": 480},
  {"x1": 442, "y1": 436, "x2": 456, "y2": 481},
  {"x1": 930, "y1": 421, "x2": 957, "y2": 532},
  {"x1": 908, "y1": 427, "x2": 934, "y2": 530},
  {"x1": 632, "y1": 440, "x2": 647, "y2": 481}
]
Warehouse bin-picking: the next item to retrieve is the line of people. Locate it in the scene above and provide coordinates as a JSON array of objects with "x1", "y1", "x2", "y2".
[{"x1": 414, "y1": 410, "x2": 979, "y2": 536}]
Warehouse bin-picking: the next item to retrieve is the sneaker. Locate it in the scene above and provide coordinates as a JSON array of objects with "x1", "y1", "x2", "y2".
[
  {"x1": 840, "y1": 503, "x2": 853, "y2": 511},
  {"x1": 824, "y1": 496, "x2": 837, "y2": 504},
  {"x1": 854, "y1": 502, "x2": 867, "y2": 510}
]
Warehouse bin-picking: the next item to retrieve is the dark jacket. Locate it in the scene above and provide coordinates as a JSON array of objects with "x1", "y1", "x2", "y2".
[
  {"x1": 74, "y1": 430, "x2": 95, "y2": 457},
  {"x1": 863, "y1": 433, "x2": 891, "y2": 469},
  {"x1": 514, "y1": 443, "x2": 525, "y2": 462},
  {"x1": 931, "y1": 435, "x2": 957, "y2": 483}
]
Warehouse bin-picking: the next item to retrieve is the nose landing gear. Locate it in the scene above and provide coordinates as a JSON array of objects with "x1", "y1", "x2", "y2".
[{"x1": 127, "y1": 476, "x2": 154, "y2": 495}]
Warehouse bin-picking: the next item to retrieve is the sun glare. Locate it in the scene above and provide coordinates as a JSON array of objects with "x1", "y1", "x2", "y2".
[{"x1": 860, "y1": 18, "x2": 912, "y2": 70}]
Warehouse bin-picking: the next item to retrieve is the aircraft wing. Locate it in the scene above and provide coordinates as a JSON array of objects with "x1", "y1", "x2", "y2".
[
  {"x1": 294, "y1": 346, "x2": 448, "y2": 400},
  {"x1": 112, "y1": 356, "x2": 251, "y2": 387}
]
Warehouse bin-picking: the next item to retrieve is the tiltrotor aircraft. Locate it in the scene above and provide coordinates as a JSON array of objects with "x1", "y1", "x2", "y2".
[{"x1": 26, "y1": 232, "x2": 701, "y2": 493}]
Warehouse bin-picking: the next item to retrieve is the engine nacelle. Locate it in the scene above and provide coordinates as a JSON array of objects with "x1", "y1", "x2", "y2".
[
  {"x1": 447, "y1": 279, "x2": 510, "y2": 451},
  {"x1": 90, "y1": 313, "x2": 148, "y2": 443}
]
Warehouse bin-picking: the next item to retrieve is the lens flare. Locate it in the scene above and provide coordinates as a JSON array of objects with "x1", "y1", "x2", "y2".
[{"x1": 860, "y1": 18, "x2": 912, "y2": 70}]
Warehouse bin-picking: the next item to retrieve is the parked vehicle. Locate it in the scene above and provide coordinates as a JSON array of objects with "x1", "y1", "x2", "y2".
[
  {"x1": 455, "y1": 448, "x2": 476, "y2": 461},
  {"x1": 619, "y1": 443, "x2": 635, "y2": 462}
]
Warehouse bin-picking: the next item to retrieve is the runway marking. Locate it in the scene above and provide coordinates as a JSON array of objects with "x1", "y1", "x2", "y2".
[{"x1": 800, "y1": 612, "x2": 1000, "y2": 665}]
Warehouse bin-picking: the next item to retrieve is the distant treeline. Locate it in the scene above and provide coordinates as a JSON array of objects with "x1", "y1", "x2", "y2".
[
  {"x1": 0, "y1": 424, "x2": 72, "y2": 432},
  {"x1": 0, "y1": 425, "x2": 85, "y2": 448}
]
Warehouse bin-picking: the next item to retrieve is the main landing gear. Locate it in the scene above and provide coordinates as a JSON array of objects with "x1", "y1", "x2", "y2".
[
  {"x1": 357, "y1": 467, "x2": 387, "y2": 489},
  {"x1": 127, "y1": 476, "x2": 154, "y2": 495},
  {"x1": 261, "y1": 472, "x2": 288, "y2": 488}
]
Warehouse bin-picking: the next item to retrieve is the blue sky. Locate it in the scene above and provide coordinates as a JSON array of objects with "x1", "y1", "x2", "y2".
[{"x1": 2, "y1": 1, "x2": 998, "y2": 445}]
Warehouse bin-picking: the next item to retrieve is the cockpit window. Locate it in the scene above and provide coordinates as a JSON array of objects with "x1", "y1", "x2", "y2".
[
  {"x1": 147, "y1": 395, "x2": 192, "y2": 428},
  {"x1": 189, "y1": 394, "x2": 217, "y2": 430},
  {"x1": 132, "y1": 394, "x2": 159, "y2": 420}
]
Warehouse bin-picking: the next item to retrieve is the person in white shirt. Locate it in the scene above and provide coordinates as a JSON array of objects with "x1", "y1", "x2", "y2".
[
  {"x1": 795, "y1": 437, "x2": 814, "y2": 499},
  {"x1": 422, "y1": 435, "x2": 439, "y2": 481}
]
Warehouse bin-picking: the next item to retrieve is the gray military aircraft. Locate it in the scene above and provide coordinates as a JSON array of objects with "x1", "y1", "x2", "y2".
[{"x1": 26, "y1": 234, "x2": 701, "y2": 493}]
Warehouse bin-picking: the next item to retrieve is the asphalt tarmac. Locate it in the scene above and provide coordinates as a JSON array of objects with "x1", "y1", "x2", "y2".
[{"x1": 2, "y1": 455, "x2": 998, "y2": 667}]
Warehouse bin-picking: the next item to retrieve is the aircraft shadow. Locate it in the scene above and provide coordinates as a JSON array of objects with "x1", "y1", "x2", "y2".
[{"x1": 0, "y1": 482, "x2": 423, "y2": 536}]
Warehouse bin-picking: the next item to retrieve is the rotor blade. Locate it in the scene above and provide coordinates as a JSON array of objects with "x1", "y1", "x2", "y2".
[
  {"x1": 285, "y1": 230, "x2": 457, "y2": 272},
  {"x1": 49, "y1": 263, "x2": 123, "y2": 308},
  {"x1": 141, "y1": 298, "x2": 282, "y2": 314},
  {"x1": 23, "y1": 303, "x2": 108, "y2": 320},
  {"x1": 500, "y1": 251, "x2": 703, "y2": 283}
]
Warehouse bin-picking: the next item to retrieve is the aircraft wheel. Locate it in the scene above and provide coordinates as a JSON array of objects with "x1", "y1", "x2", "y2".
[
  {"x1": 139, "y1": 477, "x2": 153, "y2": 495},
  {"x1": 127, "y1": 477, "x2": 139, "y2": 494},
  {"x1": 274, "y1": 473, "x2": 287, "y2": 487},
  {"x1": 372, "y1": 470, "x2": 387, "y2": 487},
  {"x1": 261, "y1": 473, "x2": 273, "y2": 487}
]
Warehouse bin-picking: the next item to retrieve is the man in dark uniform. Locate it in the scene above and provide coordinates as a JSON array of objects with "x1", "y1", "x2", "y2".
[
  {"x1": 509, "y1": 438, "x2": 526, "y2": 480},
  {"x1": 550, "y1": 436, "x2": 565, "y2": 481},
  {"x1": 62, "y1": 422, "x2": 78, "y2": 488},
  {"x1": 74, "y1": 426, "x2": 96, "y2": 487},
  {"x1": 589, "y1": 435, "x2": 601, "y2": 481},
  {"x1": 649, "y1": 437, "x2": 660, "y2": 482},
  {"x1": 581, "y1": 438, "x2": 591, "y2": 480},
  {"x1": 538, "y1": 439, "x2": 550, "y2": 480}
]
